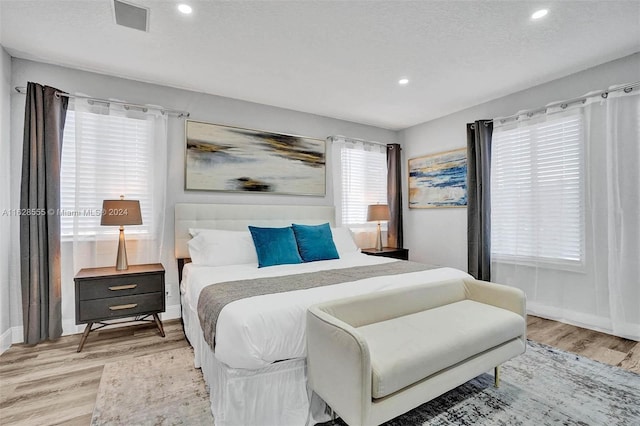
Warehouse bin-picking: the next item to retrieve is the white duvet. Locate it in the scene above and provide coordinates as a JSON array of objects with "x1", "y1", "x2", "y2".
[{"x1": 181, "y1": 253, "x2": 471, "y2": 370}]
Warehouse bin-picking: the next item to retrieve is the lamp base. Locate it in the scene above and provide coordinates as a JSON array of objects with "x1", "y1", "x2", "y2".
[
  {"x1": 115, "y1": 226, "x2": 129, "y2": 270},
  {"x1": 375, "y1": 222, "x2": 383, "y2": 252}
]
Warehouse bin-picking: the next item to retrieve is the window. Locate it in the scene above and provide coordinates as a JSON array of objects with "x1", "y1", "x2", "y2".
[
  {"x1": 491, "y1": 112, "x2": 584, "y2": 266},
  {"x1": 60, "y1": 108, "x2": 155, "y2": 238},
  {"x1": 338, "y1": 144, "x2": 387, "y2": 226}
]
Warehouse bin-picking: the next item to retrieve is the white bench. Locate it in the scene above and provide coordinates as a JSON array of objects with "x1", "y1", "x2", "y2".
[{"x1": 307, "y1": 278, "x2": 526, "y2": 426}]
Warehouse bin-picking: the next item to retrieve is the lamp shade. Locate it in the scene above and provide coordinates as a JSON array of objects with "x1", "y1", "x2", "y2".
[
  {"x1": 367, "y1": 204, "x2": 390, "y2": 222},
  {"x1": 100, "y1": 199, "x2": 142, "y2": 226}
]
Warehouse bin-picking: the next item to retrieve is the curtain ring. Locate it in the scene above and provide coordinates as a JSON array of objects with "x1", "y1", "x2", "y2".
[
  {"x1": 623, "y1": 87, "x2": 633, "y2": 93},
  {"x1": 601, "y1": 92, "x2": 608, "y2": 99},
  {"x1": 560, "y1": 103, "x2": 568, "y2": 109}
]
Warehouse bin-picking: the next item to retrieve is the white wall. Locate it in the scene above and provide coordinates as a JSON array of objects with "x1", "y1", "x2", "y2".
[
  {"x1": 0, "y1": 46, "x2": 12, "y2": 353},
  {"x1": 400, "y1": 52, "x2": 640, "y2": 270},
  {"x1": 400, "y1": 52, "x2": 640, "y2": 335},
  {"x1": 8, "y1": 58, "x2": 397, "y2": 341}
]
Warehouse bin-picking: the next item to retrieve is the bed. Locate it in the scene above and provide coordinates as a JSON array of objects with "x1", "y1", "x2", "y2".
[{"x1": 175, "y1": 203, "x2": 471, "y2": 426}]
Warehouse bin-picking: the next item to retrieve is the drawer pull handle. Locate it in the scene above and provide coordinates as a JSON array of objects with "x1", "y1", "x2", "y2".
[
  {"x1": 109, "y1": 303, "x2": 138, "y2": 311},
  {"x1": 108, "y1": 284, "x2": 137, "y2": 291}
]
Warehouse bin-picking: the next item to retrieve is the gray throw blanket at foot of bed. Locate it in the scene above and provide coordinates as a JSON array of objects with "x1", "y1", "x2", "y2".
[{"x1": 197, "y1": 261, "x2": 436, "y2": 349}]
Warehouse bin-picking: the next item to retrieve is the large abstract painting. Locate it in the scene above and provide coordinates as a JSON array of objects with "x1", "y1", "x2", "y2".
[
  {"x1": 185, "y1": 120, "x2": 326, "y2": 195},
  {"x1": 408, "y1": 148, "x2": 467, "y2": 208}
]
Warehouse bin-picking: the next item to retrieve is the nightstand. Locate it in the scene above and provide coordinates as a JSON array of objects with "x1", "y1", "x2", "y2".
[
  {"x1": 361, "y1": 247, "x2": 409, "y2": 260},
  {"x1": 74, "y1": 263, "x2": 166, "y2": 352}
]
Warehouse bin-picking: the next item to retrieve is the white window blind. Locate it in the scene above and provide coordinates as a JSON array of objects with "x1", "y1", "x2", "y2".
[
  {"x1": 60, "y1": 109, "x2": 154, "y2": 238},
  {"x1": 340, "y1": 145, "x2": 387, "y2": 226},
  {"x1": 491, "y1": 112, "x2": 584, "y2": 265}
]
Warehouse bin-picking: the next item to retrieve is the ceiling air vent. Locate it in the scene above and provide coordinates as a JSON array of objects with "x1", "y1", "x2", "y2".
[{"x1": 113, "y1": 0, "x2": 149, "y2": 32}]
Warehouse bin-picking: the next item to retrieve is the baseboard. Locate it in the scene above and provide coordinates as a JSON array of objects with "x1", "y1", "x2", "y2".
[
  {"x1": 528, "y1": 302, "x2": 611, "y2": 330},
  {"x1": 63, "y1": 320, "x2": 84, "y2": 336},
  {"x1": 162, "y1": 304, "x2": 182, "y2": 320},
  {"x1": 11, "y1": 322, "x2": 83, "y2": 345},
  {"x1": 609, "y1": 323, "x2": 640, "y2": 341},
  {"x1": 526, "y1": 302, "x2": 640, "y2": 340},
  {"x1": 11, "y1": 325, "x2": 22, "y2": 344},
  {"x1": 0, "y1": 328, "x2": 12, "y2": 354},
  {"x1": 6, "y1": 304, "x2": 182, "y2": 347}
]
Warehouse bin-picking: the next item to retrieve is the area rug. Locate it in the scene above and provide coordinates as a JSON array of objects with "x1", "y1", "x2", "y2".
[
  {"x1": 323, "y1": 341, "x2": 640, "y2": 426},
  {"x1": 92, "y1": 342, "x2": 640, "y2": 426},
  {"x1": 91, "y1": 347, "x2": 213, "y2": 425}
]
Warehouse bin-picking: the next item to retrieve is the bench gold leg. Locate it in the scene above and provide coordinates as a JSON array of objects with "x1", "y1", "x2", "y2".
[{"x1": 494, "y1": 365, "x2": 500, "y2": 387}]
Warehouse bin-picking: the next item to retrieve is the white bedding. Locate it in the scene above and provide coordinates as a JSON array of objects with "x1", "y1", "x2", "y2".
[{"x1": 181, "y1": 253, "x2": 471, "y2": 369}]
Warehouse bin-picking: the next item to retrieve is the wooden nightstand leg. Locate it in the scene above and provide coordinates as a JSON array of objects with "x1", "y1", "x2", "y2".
[
  {"x1": 77, "y1": 322, "x2": 93, "y2": 353},
  {"x1": 153, "y1": 314, "x2": 165, "y2": 337}
]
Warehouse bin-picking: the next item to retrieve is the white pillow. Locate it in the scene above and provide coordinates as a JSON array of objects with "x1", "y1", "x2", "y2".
[
  {"x1": 331, "y1": 227, "x2": 360, "y2": 256},
  {"x1": 187, "y1": 228, "x2": 258, "y2": 266}
]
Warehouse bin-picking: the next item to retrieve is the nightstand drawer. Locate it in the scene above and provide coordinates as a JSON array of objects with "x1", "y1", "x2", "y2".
[
  {"x1": 78, "y1": 292, "x2": 164, "y2": 322},
  {"x1": 78, "y1": 273, "x2": 163, "y2": 301}
]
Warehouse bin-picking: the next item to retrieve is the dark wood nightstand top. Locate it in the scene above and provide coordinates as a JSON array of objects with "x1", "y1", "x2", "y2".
[
  {"x1": 361, "y1": 247, "x2": 409, "y2": 260},
  {"x1": 74, "y1": 263, "x2": 164, "y2": 279}
]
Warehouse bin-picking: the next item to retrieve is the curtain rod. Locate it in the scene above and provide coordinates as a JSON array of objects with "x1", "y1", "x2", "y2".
[
  {"x1": 14, "y1": 86, "x2": 190, "y2": 118},
  {"x1": 329, "y1": 135, "x2": 393, "y2": 147},
  {"x1": 492, "y1": 81, "x2": 639, "y2": 125}
]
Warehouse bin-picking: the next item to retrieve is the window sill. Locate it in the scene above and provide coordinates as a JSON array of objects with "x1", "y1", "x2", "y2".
[{"x1": 491, "y1": 255, "x2": 585, "y2": 273}]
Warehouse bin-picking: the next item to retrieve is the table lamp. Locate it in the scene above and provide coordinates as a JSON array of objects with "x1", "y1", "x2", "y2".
[
  {"x1": 367, "y1": 204, "x2": 390, "y2": 252},
  {"x1": 100, "y1": 196, "x2": 142, "y2": 270}
]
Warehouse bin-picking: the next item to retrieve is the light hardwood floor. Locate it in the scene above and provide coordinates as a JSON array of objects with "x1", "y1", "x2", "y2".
[
  {"x1": 526, "y1": 316, "x2": 639, "y2": 373},
  {"x1": 0, "y1": 317, "x2": 638, "y2": 426},
  {"x1": 0, "y1": 320, "x2": 189, "y2": 426}
]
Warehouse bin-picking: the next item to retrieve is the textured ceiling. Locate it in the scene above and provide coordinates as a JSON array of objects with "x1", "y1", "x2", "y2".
[{"x1": 1, "y1": 0, "x2": 639, "y2": 130}]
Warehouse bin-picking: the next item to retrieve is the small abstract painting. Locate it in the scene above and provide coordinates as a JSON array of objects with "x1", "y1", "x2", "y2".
[
  {"x1": 408, "y1": 148, "x2": 467, "y2": 208},
  {"x1": 185, "y1": 120, "x2": 326, "y2": 195}
]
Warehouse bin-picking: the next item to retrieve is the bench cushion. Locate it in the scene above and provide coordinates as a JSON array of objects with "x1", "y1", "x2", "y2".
[{"x1": 357, "y1": 299, "x2": 525, "y2": 398}]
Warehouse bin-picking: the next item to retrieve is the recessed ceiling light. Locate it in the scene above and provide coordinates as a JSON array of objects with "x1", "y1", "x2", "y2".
[
  {"x1": 398, "y1": 78, "x2": 409, "y2": 85},
  {"x1": 531, "y1": 9, "x2": 548, "y2": 20},
  {"x1": 178, "y1": 4, "x2": 192, "y2": 14}
]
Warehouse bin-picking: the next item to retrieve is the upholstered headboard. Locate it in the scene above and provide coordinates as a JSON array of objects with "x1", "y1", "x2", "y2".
[{"x1": 174, "y1": 203, "x2": 336, "y2": 259}]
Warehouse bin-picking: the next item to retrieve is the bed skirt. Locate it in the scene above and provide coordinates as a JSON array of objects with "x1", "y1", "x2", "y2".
[{"x1": 182, "y1": 294, "x2": 330, "y2": 426}]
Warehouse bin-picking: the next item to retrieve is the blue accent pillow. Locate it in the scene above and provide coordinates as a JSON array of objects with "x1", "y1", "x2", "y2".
[
  {"x1": 248, "y1": 226, "x2": 303, "y2": 268},
  {"x1": 291, "y1": 223, "x2": 340, "y2": 262}
]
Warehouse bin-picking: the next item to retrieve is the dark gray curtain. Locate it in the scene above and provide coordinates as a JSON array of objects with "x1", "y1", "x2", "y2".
[
  {"x1": 386, "y1": 143, "x2": 403, "y2": 248},
  {"x1": 467, "y1": 120, "x2": 493, "y2": 281},
  {"x1": 20, "y1": 82, "x2": 68, "y2": 344}
]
